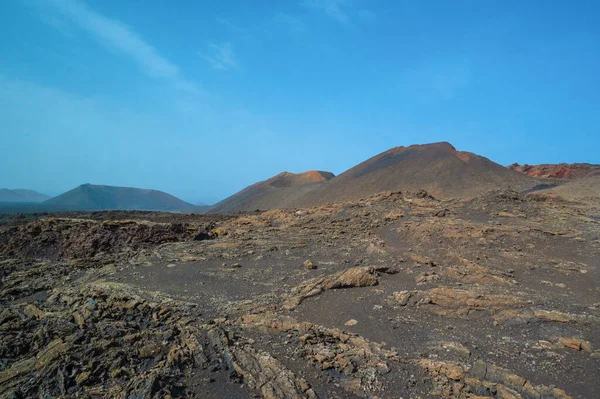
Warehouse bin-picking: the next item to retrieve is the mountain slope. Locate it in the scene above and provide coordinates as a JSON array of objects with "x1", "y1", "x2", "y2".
[
  {"x1": 209, "y1": 170, "x2": 335, "y2": 213},
  {"x1": 45, "y1": 184, "x2": 195, "y2": 211},
  {"x1": 0, "y1": 189, "x2": 50, "y2": 203},
  {"x1": 295, "y1": 142, "x2": 540, "y2": 206},
  {"x1": 532, "y1": 175, "x2": 600, "y2": 200}
]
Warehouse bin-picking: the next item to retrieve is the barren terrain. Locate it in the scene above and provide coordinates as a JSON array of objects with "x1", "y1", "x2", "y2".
[{"x1": 1, "y1": 187, "x2": 598, "y2": 398}]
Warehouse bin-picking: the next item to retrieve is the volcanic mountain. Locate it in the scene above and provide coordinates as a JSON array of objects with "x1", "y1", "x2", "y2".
[
  {"x1": 0, "y1": 189, "x2": 50, "y2": 203},
  {"x1": 293, "y1": 142, "x2": 540, "y2": 206},
  {"x1": 508, "y1": 163, "x2": 600, "y2": 179},
  {"x1": 45, "y1": 184, "x2": 196, "y2": 212},
  {"x1": 209, "y1": 170, "x2": 335, "y2": 213},
  {"x1": 211, "y1": 142, "x2": 541, "y2": 213}
]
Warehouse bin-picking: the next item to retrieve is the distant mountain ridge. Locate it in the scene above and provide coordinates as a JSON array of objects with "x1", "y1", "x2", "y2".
[
  {"x1": 45, "y1": 184, "x2": 195, "y2": 212},
  {"x1": 0, "y1": 189, "x2": 50, "y2": 203},
  {"x1": 6, "y1": 143, "x2": 593, "y2": 216}
]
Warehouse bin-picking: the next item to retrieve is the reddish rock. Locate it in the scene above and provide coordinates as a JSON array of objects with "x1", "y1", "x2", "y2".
[{"x1": 508, "y1": 163, "x2": 600, "y2": 179}]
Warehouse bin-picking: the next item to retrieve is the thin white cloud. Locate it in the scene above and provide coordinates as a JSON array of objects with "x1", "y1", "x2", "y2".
[
  {"x1": 38, "y1": 0, "x2": 198, "y2": 93},
  {"x1": 302, "y1": 0, "x2": 351, "y2": 24},
  {"x1": 199, "y1": 42, "x2": 239, "y2": 71}
]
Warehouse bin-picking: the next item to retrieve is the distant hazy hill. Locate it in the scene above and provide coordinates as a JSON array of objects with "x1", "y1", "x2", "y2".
[
  {"x1": 508, "y1": 163, "x2": 600, "y2": 179},
  {"x1": 0, "y1": 189, "x2": 50, "y2": 203},
  {"x1": 45, "y1": 184, "x2": 196, "y2": 212},
  {"x1": 209, "y1": 171, "x2": 335, "y2": 213}
]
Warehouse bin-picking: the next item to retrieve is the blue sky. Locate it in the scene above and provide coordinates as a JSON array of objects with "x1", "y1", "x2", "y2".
[{"x1": 1, "y1": 0, "x2": 598, "y2": 204}]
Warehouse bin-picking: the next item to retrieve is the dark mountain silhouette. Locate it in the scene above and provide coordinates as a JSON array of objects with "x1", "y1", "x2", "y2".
[
  {"x1": 45, "y1": 184, "x2": 196, "y2": 212},
  {"x1": 209, "y1": 171, "x2": 335, "y2": 213},
  {"x1": 0, "y1": 189, "x2": 50, "y2": 203}
]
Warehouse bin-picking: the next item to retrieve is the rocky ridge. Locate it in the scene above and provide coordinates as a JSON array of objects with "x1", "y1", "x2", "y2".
[{"x1": 508, "y1": 163, "x2": 600, "y2": 179}]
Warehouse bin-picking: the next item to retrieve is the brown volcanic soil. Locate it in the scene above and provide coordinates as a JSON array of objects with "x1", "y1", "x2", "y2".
[
  {"x1": 209, "y1": 170, "x2": 335, "y2": 214},
  {"x1": 1, "y1": 187, "x2": 599, "y2": 398},
  {"x1": 509, "y1": 163, "x2": 600, "y2": 179}
]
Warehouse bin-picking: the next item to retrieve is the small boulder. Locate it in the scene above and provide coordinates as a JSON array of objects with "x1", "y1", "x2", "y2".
[
  {"x1": 392, "y1": 291, "x2": 412, "y2": 306},
  {"x1": 139, "y1": 343, "x2": 162, "y2": 358},
  {"x1": 559, "y1": 337, "x2": 593, "y2": 352},
  {"x1": 304, "y1": 260, "x2": 317, "y2": 270},
  {"x1": 323, "y1": 267, "x2": 378, "y2": 289},
  {"x1": 24, "y1": 304, "x2": 46, "y2": 319},
  {"x1": 193, "y1": 231, "x2": 212, "y2": 241}
]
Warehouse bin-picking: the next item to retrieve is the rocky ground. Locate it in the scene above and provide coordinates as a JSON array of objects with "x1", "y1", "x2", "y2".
[{"x1": 0, "y1": 190, "x2": 599, "y2": 398}]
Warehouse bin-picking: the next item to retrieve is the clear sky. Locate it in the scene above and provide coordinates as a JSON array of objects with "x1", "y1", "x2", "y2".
[{"x1": 1, "y1": 0, "x2": 598, "y2": 204}]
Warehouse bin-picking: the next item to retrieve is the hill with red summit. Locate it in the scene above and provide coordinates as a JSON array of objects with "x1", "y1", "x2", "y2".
[
  {"x1": 209, "y1": 142, "x2": 541, "y2": 213},
  {"x1": 297, "y1": 142, "x2": 539, "y2": 206},
  {"x1": 209, "y1": 170, "x2": 335, "y2": 213}
]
